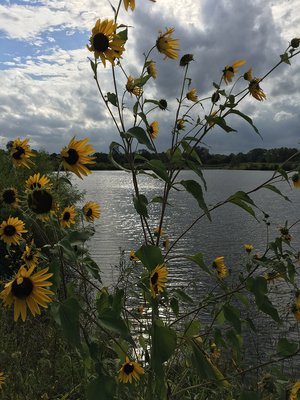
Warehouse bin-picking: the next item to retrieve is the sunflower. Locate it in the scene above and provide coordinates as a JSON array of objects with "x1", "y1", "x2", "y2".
[
  {"x1": 156, "y1": 27, "x2": 180, "y2": 60},
  {"x1": 118, "y1": 356, "x2": 144, "y2": 384},
  {"x1": 213, "y1": 256, "x2": 228, "y2": 279},
  {"x1": 288, "y1": 381, "x2": 300, "y2": 400},
  {"x1": 25, "y1": 173, "x2": 51, "y2": 193},
  {"x1": 60, "y1": 205, "x2": 76, "y2": 228},
  {"x1": 9, "y1": 138, "x2": 35, "y2": 168},
  {"x1": 87, "y1": 19, "x2": 125, "y2": 67},
  {"x1": 176, "y1": 119, "x2": 185, "y2": 131},
  {"x1": 207, "y1": 111, "x2": 218, "y2": 128},
  {"x1": 153, "y1": 226, "x2": 165, "y2": 237},
  {"x1": 292, "y1": 173, "x2": 300, "y2": 189},
  {"x1": 0, "y1": 265, "x2": 54, "y2": 321},
  {"x1": 223, "y1": 60, "x2": 246, "y2": 84},
  {"x1": 158, "y1": 99, "x2": 168, "y2": 110},
  {"x1": 186, "y1": 88, "x2": 198, "y2": 102},
  {"x1": 248, "y1": 79, "x2": 266, "y2": 101},
  {"x1": 0, "y1": 217, "x2": 27, "y2": 246},
  {"x1": 264, "y1": 271, "x2": 283, "y2": 283},
  {"x1": 27, "y1": 189, "x2": 55, "y2": 221},
  {"x1": 126, "y1": 75, "x2": 143, "y2": 97},
  {"x1": 123, "y1": 0, "x2": 135, "y2": 11},
  {"x1": 180, "y1": 53, "x2": 194, "y2": 67},
  {"x1": 243, "y1": 244, "x2": 253, "y2": 253},
  {"x1": 0, "y1": 188, "x2": 19, "y2": 208},
  {"x1": 83, "y1": 201, "x2": 101, "y2": 222},
  {"x1": 148, "y1": 121, "x2": 159, "y2": 140},
  {"x1": 150, "y1": 264, "x2": 168, "y2": 297},
  {"x1": 61, "y1": 137, "x2": 96, "y2": 179},
  {"x1": 129, "y1": 250, "x2": 139, "y2": 262},
  {"x1": 147, "y1": 61, "x2": 157, "y2": 79},
  {"x1": 21, "y1": 242, "x2": 40, "y2": 269},
  {"x1": 243, "y1": 67, "x2": 253, "y2": 81},
  {"x1": 0, "y1": 371, "x2": 5, "y2": 389}
]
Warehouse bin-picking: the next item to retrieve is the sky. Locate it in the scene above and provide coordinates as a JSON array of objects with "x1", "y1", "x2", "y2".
[{"x1": 0, "y1": 0, "x2": 299, "y2": 155}]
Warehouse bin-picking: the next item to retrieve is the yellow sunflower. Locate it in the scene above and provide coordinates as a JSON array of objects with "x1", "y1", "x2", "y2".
[
  {"x1": 118, "y1": 356, "x2": 144, "y2": 384},
  {"x1": 248, "y1": 79, "x2": 266, "y2": 101},
  {"x1": 292, "y1": 173, "x2": 300, "y2": 189},
  {"x1": 0, "y1": 217, "x2": 27, "y2": 246},
  {"x1": 126, "y1": 75, "x2": 143, "y2": 97},
  {"x1": 0, "y1": 265, "x2": 54, "y2": 321},
  {"x1": 87, "y1": 19, "x2": 125, "y2": 67},
  {"x1": 27, "y1": 189, "x2": 55, "y2": 221},
  {"x1": 156, "y1": 27, "x2": 180, "y2": 60},
  {"x1": 61, "y1": 137, "x2": 96, "y2": 179},
  {"x1": 213, "y1": 256, "x2": 228, "y2": 279},
  {"x1": 289, "y1": 381, "x2": 300, "y2": 400},
  {"x1": 153, "y1": 226, "x2": 165, "y2": 237},
  {"x1": 0, "y1": 371, "x2": 5, "y2": 389},
  {"x1": 0, "y1": 188, "x2": 19, "y2": 208},
  {"x1": 147, "y1": 61, "x2": 157, "y2": 79},
  {"x1": 176, "y1": 119, "x2": 185, "y2": 131},
  {"x1": 243, "y1": 244, "x2": 253, "y2": 253},
  {"x1": 186, "y1": 88, "x2": 198, "y2": 102},
  {"x1": 123, "y1": 0, "x2": 135, "y2": 11},
  {"x1": 60, "y1": 205, "x2": 77, "y2": 228},
  {"x1": 129, "y1": 250, "x2": 139, "y2": 262},
  {"x1": 83, "y1": 201, "x2": 101, "y2": 222},
  {"x1": 148, "y1": 121, "x2": 159, "y2": 139},
  {"x1": 9, "y1": 138, "x2": 35, "y2": 168},
  {"x1": 25, "y1": 173, "x2": 51, "y2": 193},
  {"x1": 150, "y1": 264, "x2": 168, "y2": 297},
  {"x1": 21, "y1": 241, "x2": 40, "y2": 269},
  {"x1": 223, "y1": 60, "x2": 246, "y2": 84}
]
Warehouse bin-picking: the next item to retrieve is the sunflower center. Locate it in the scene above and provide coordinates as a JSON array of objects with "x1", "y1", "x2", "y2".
[
  {"x1": 63, "y1": 212, "x2": 71, "y2": 221},
  {"x1": 11, "y1": 277, "x2": 33, "y2": 298},
  {"x1": 28, "y1": 190, "x2": 53, "y2": 214},
  {"x1": 227, "y1": 66, "x2": 234, "y2": 73},
  {"x1": 123, "y1": 363, "x2": 134, "y2": 375},
  {"x1": 3, "y1": 189, "x2": 16, "y2": 204},
  {"x1": 25, "y1": 253, "x2": 33, "y2": 261},
  {"x1": 151, "y1": 272, "x2": 158, "y2": 285},
  {"x1": 3, "y1": 225, "x2": 16, "y2": 237},
  {"x1": 64, "y1": 149, "x2": 79, "y2": 165},
  {"x1": 30, "y1": 182, "x2": 42, "y2": 190},
  {"x1": 93, "y1": 33, "x2": 109, "y2": 52},
  {"x1": 86, "y1": 208, "x2": 93, "y2": 217},
  {"x1": 12, "y1": 146, "x2": 25, "y2": 160}
]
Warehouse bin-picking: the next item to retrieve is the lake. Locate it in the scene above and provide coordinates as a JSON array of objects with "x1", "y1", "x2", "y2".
[{"x1": 73, "y1": 169, "x2": 300, "y2": 287}]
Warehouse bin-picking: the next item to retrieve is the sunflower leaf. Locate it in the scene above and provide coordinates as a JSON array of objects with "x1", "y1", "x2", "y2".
[
  {"x1": 262, "y1": 184, "x2": 290, "y2": 201},
  {"x1": 187, "y1": 252, "x2": 211, "y2": 274},
  {"x1": 277, "y1": 338, "x2": 298, "y2": 356},
  {"x1": 212, "y1": 116, "x2": 236, "y2": 133},
  {"x1": 127, "y1": 127, "x2": 154, "y2": 151},
  {"x1": 107, "y1": 92, "x2": 118, "y2": 107},
  {"x1": 133, "y1": 194, "x2": 149, "y2": 218},
  {"x1": 229, "y1": 109, "x2": 261, "y2": 137},
  {"x1": 86, "y1": 376, "x2": 116, "y2": 400},
  {"x1": 109, "y1": 141, "x2": 131, "y2": 172},
  {"x1": 117, "y1": 28, "x2": 128, "y2": 41},
  {"x1": 57, "y1": 297, "x2": 81, "y2": 348},
  {"x1": 145, "y1": 159, "x2": 171, "y2": 183},
  {"x1": 180, "y1": 180, "x2": 211, "y2": 220},
  {"x1": 98, "y1": 309, "x2": 134, "y2": 345},
  {"x1": 136, "y1": 245, "x2": 164, "y2": 271},
  {"x1": 134, "y1": 75, "x2": 151, "y2": 87},
  {"x1": 152, "y1": 319, "x2": 177, "y2": 374}
]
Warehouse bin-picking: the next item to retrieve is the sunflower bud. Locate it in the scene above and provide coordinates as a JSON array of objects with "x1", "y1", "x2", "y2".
[
  {"x1": 180, "y1": 53, "x2": 194, "y2": 67},
  {"x1": 211, "y1": 91, "x2": 220, "y2": 103},
  {"x1": 158, "y1": 99, "x2": 168, "y2": 110},
  {"x1": 291, "y1": 38, "x2": 300, "y2": 48}
]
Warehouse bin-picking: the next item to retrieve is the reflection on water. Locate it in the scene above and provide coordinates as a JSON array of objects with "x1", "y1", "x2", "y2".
[{"x1": 74, "y1": 169, "x2": 300, "y2": 287}]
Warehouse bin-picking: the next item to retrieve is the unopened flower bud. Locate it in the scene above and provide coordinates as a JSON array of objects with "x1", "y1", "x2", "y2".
[
  {"x1": 158, "y1": 99, "x2": 168, "y2": 110},
  {"x1": 211, "y1": 91, "x2": 220, "y2": 103},
  {"x1": 180, "y1": 54, "x2": 194, "y2": 67},
  {"x1": 291, "y1": 38, "x2": 300, "y2": 48}
]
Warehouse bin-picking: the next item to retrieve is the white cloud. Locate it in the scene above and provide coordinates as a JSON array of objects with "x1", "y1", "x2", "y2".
[{"x1": 274, "y1": 110, "x2": 295, "y2": 122}]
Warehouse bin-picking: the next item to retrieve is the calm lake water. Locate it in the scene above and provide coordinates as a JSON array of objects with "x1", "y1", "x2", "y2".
[{"x1": 74, "y1": 169, "x2": 300, "y2": 286}]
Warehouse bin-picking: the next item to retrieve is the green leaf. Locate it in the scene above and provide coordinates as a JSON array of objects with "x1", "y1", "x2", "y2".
[
  {"x1": 186, "y1": 160, "x2": 207, "y2": 190},
  {"x1": 136, "y1": 245, "x2": 164, "y2": 271},
  {"x1": 133, "y1": 194, "x2": 149, "y2": 218},
  {"x1": 66, "y1": 229, "x2": 93, "y2": 244},
  {"x1": 86, "y1": 376, "x2": 116, "y2": 400},
  {"x1": 152, "y1": 319, "x2": 177, "y2": 374},
  {"x1": 213, "y1": 82, "x2": 220, "y2": 89},
  {"x1": 145, "y1": 159, "x2": 171, "y2": 183},
  {"x1": 181, "y1": 140, "x2": 202, "y2": 164},
  {"x1": 239, "y1": 391, "x2": 260, "y2": 400},
  {"x1": 223, "y1": 304, "x2": 241, "y2": 333},
  {"x1": 106, "y1": 92, "x2": 118, "y2": 107},
  {"x1": 184, "y1": 320, "x2": 200, "y2": 337},
  {"x1": 127, "y1": 126, "x2": 154, "y2": 151},
  {"x1": 227, "y1": 191, "x2": 257, "y2": 220},
  {"x1": 108, "y1": 141, "x2": 130, "y2": 172},
  {"x1": 117, "y1": 28, "x2": 128, "y2": 41},
  {"x1": 180, "y1": 180, "x2": 211, "y2": 220},
  {"x1": 280, "y1": 52, "x2": 291, "y2": 65},
  {"x1": 84, "y1": 256, "x2": 102, "y2": 282},
  {"x1": 263, "y1": 184, "x2": 290, "y2": 201},
  {"x1": 211, "y1": 116, "x2": 237, "y2": 133},
  {"x1": 277, "y1": 338, "x2": 298, "y2": 356},
  {"x1": 226, "y1": 330, "x2": 243, "y2": 352},
  {"x1": 134, "y1": 75, "x2": 151, "y2": 87},
  {"x1": 229, "y1": 109, "x2": 261, "y2": 138},
  {"x1": 170, "y1": 297, "x2": 179, "y2": 316},
  {"x1": 90, "y1": 59, "x2": 97, "y2": 74},
  {"x1": 246, "y1": 276, "x2": 267, "y2": 305},
  {"x1": 58, "y1": 298, "x2": 81, "y2": 348},
  {"x1": 172, "y1": 288, "x2": 194, "y2": 303},
  {"x1": 187, "y1": 252, "x2": 211, "y2": 274},
  {"x1": 98, "y1": 309, "x2": 134, "y2": 345}
]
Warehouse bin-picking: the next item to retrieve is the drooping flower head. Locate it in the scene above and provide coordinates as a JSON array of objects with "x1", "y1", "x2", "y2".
[
  {"x1": 9, "y1": 138, "x2": 35, "y2": 168},
  {"x1": 148, "y1": 121, "x2": 159, "y2": 140},
  {"x1": 21, "y1": 241, "x2": 40, "y2": 269},
  {"x1": 158, "y1": 99, "x2": 168, "y2": 110},
  {"x1": 126, "y1": 75, "x2": 143, "y2": 96},
  {"x1": 87, "y1": 19, "x2": 125, "y2": 67},
  {"x1": 243, "y1": 244, "x2": 254, "y2": 253},
  {"x1": 292, "y1": 173, "x2": 300, "y2": 189},
  {"x1": 118, "y1": 356, "x2": 144, "y2": 384},
  {"x1": 0, "y1": 217, "x2": 27, "y2": 246},
  {"x1": 25, "y1": 173, "x2": 51, "y2": 193},
  {"x1": 156, "y1": 28, "x2": 180, "y2": 60},
  {"x1": 83, "y1": 201, "x2": 101, "y2": 222},
  {"x1": 223, "y1": 60, "x2": 246, "y2": 84},
  {"x1": 213, "y1": 256, "x2": 228, "y2": 279},
  {"x1": 147, "y1": 61, "x2": 157, "y2": 79},
  {"x1": 60, "y1": 205, "x2": 77, "y2": 228},
  {"x1": 61, "y1": 137, "x2": 96, "y2": 179},
  {"x1": 186, "y1": 88, "x2": 198, "y2": 102},
  {"x1": 248, "y1": 79, "x2": 266, "y2": 101},
  {"x1": 150, "y1": 263, "x2": 168, "y2": 297},
  {"x1": 27, "y1": 189, "x2": 55, "y2": 221},
  {"x1": 0, "y1": 265, "x2": 54, "y2": 321},
  {"x1": 288, "y1": 380, "x2": 300, "y2": 400},
  {"x1": 0, "y1": 188, "x2": 19, "y2": 208},
  {"x1": 180, "y1": 53, "x2": 194, "y2": 67},
  {"x1": 123, "y1": 0, "x2": 135, "y2": 11}
]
